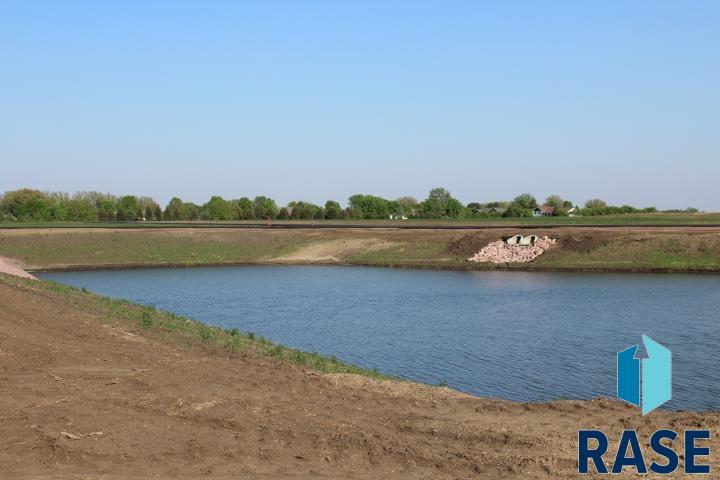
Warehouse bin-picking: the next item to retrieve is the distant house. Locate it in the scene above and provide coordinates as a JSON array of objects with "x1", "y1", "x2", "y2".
[
  {"x1": 389, "y1": 214, "x2": 408, "y2": 220},
  {"x1": 533, "y1": 206, "x2": 555, "y2": 217}
]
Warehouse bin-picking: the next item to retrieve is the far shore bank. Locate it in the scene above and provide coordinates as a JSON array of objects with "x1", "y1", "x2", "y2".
[
  {"x1": 28, "y1": 259, "x2": 720, "y2": 275},
  {"x1": 1, "y1": 225, "x2": 720, "y2": 274}
]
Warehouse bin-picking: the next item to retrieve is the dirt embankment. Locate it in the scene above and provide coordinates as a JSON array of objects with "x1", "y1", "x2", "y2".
[
  {"x1": 449, "y1": 232, "x2": 613, "y2": 258},
  {"x1": 1, "y1": 226, "x2": 720, "y2": 272},
  {"x1": 0, "y1": 275, "x2": 718, "y2": 479},
  {"x1": 0, "y1": 256, "x2": 37, "y2": 279}
]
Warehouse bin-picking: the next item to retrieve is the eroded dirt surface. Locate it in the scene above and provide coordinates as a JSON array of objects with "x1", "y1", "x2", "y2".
[
  {"x1": 271, "y1": 238, "x2": 399, "y2": 263},
  {"x1": 0, "y1": 256, "x2": 37, "y2": 279},
  {"x1": 0, "y1": 275, "x2": 718, "y2": 478}
]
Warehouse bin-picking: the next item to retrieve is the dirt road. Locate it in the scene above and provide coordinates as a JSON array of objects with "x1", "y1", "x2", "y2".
[{"x1": 0, "y1": 274, "x2": 717, "y2": 478}]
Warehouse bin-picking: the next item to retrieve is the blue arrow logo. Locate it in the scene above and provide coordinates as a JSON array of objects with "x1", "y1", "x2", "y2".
[{"x1": 617, "y1": 335, "x2": 671, "y2": 415}]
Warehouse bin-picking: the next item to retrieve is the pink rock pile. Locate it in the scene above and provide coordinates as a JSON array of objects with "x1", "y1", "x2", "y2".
[{"x1": 467, "y1": 236, "x2": 556, "y2": 264}]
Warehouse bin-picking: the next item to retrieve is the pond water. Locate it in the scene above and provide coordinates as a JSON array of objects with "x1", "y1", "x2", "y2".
[{"x1": 40, "y1": 266, "x2": 720, "y2": 411}]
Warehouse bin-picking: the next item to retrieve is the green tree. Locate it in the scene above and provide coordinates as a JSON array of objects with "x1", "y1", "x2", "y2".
[
  {"x1": 236, "y1": 197, "x2": 255, "y2": 219},
  {"x1": 324, "y1": 200, "x2": 341, "y2": 219},
  {"x1": 204, "y1": 196, "x2": 234, "y2": 220},
  {"x1": 446, "y1": 198, "x2": 463, "y2": 217},
  {"x1": 116, "y1": 195, "x2": 142, "y2": 221},
  {"x1": 421, "y1": 188, "x2": 462, "y2": 218},
  {"x1": 301, "y1": 204, "x2": 315, "y2": 219},
  {"x1": 348, "y1": 194, "x2": 392, "y2": 219},
  {"x1": 585, "y1": 198, "x2": 607, "y2": 209},
  {"x1": 289, "y1": 201, "x2": 303, "y2": 219},
  {"x1": 396, "y1": 196, "x2": 418, "y2": 217},
  {"x1": 512, "y1": 193, "x2": 538, "y2": 210},
  {"x1": 344, "y1": 207, "x2": 361, "y2": 219},
  {"x1": 503, "y1": 202, "x2": 533, "y2": 217},
  {"x1": 64, "y1": 198, "x2": 98, "y2": 222},
  {"x1": 545, "y1": 194, "x2": 564, "y2": 209},
  {"x1": 1, "y1": 188, "x2": 54, "y2": 221},
  {"x1": 97, "y1": 199, "x2": 117, "y2": 221},
  {"x1": 278, "y1": 207, "x2": 290, "y2": 219},
  {"x1": 186, "y1": 203, "x2": 200, "y2": 220},
  {"x1": 287, "y1": 201, "x2": 322, "y2": 219},
  {"x1": 138, "y1": 196, "x2": 161, "y2": 221},
  {"x1": 253, "y1": 196, "x2": 279, "y2": 219},
  {"x1": 164, "y1": 197, "x2": 189, "y2": 220}
]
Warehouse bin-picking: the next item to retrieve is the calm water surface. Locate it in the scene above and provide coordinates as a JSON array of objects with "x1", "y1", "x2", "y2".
[{"x1": 40, "y1": 266, "x2": 720, "y2": 411}]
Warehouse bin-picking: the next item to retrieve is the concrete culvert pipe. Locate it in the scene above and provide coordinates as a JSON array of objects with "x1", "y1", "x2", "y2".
[
  {"x1": 506, "y1": 235, "x2": 523, "y2": 245},
  {"x1": 519, "y1": 235, "x2": 539, "y2": 246}
]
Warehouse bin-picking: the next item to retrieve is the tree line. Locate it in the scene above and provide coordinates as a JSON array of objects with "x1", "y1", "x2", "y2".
[{"x1": 0, "y1": 187, "x2": 686, "y2": 223}]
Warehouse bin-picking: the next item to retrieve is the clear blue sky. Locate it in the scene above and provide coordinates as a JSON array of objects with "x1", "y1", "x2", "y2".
[{"x1": 2, "y1": 1, "x2": 718, "y2": 209}]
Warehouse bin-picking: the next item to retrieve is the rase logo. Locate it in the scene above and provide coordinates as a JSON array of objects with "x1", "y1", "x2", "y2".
[
  {"x1": 578, "y1": 335, "x2": 712, "y2": 475},
  {"x1": 617, "y1": 335, "x2": 671, "y2": 415}
]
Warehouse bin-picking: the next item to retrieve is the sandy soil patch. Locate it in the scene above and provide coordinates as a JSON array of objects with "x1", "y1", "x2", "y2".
[
  {"x1": 272, "y1": 238, "x2": 400, "y2": 262},
  {"x1": 0, "y1": 256, "x2": 37, "y2": 279}
]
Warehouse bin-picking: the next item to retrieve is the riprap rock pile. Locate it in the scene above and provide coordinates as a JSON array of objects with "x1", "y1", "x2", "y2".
[{"x1": 467, "y1": 236, "x2": 556, "y2": 263}]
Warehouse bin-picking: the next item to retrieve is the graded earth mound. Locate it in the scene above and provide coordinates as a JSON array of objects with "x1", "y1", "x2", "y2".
[{"x1": 1, "y1": 274, "x2": 718, "y2": 479}]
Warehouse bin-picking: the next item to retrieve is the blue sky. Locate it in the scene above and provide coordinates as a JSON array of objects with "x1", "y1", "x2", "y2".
[{"x1": 2, "y1": 1, "x2": 718, "y2": 209}]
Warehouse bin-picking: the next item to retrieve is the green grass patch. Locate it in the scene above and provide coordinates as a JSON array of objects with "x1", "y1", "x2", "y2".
[
  {"x1": 531, "y1": 235, "x2": 720, "y2": 271},
  {"x1": 140, "y1": 309, "x2": 154, "y2": 329},
  {"x1": 0, "y1": 230, "x2": 310, "y2": 267}
]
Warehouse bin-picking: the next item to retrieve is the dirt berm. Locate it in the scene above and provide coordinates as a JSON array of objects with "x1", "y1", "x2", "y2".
[{"x1": 0, "y1": 274, "x2": 718, "y2": 478}]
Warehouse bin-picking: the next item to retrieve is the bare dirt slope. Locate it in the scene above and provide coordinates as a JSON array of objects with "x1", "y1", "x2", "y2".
[
  {"x1": 0, "y1": 256, "x2": 37, "y2": 280},
  {"x1": 271, "y1": 238, "x2": 399, "y2": 263},
  {"x1": 0, "y1": 275, "x2": 718, "y2": 479}
]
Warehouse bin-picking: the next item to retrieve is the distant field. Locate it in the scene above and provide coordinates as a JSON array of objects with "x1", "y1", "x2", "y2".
[
  {"x1": 1, "y1": 225, "x2": 719, "y2": 273},
  {"x1": 1, "y1": 212, "x2": 720, "y2": 229}
]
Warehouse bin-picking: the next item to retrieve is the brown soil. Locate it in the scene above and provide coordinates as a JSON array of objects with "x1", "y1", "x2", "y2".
[
  {"x1": 448, "y1": 233, "x2": 503, "y2": 257},
  {"x1": 451, "y1": 230, "x2": 642, "y2": 256},
  {"x1": 1, "y1": 275, "x2": 718, "y2": 479}
]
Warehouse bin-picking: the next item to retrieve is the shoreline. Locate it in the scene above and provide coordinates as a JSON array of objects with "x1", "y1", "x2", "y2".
[
  {"x1": 12, "y1": 272, "x2": 720, "y2": 414},
  {"x1": 29, "y1": 259, "x2": 720, "y2": 275},
  {"x1": 28, "y1": 271, "x2": 719, "y2": 415}
]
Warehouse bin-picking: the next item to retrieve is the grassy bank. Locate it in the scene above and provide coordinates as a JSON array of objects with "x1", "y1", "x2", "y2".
[
  {"x1": 5, "y1": 273, "x2": 387, "y2": 379},
  {"x1": 1, "y1": 226, "x2": 720, "y2": 272}
]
